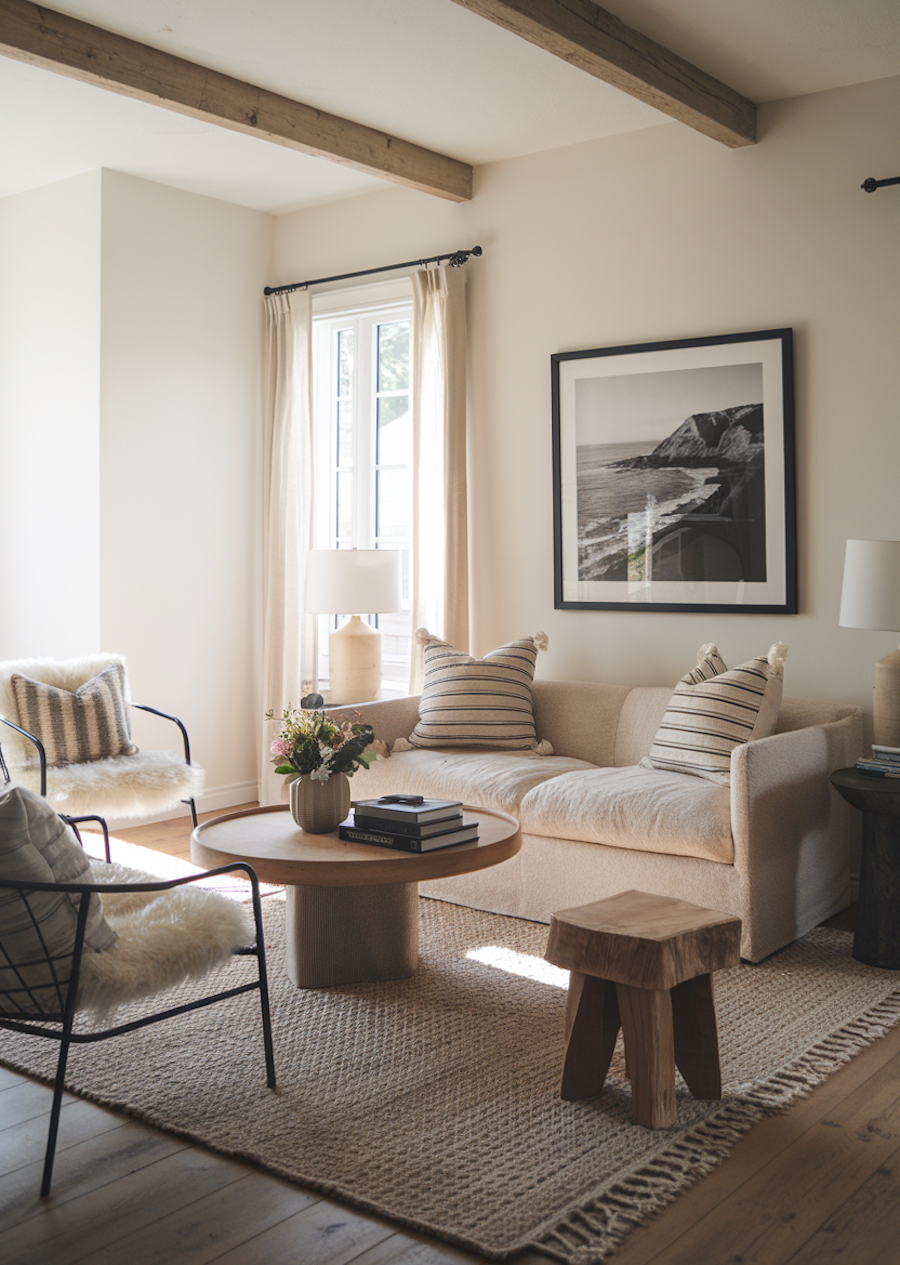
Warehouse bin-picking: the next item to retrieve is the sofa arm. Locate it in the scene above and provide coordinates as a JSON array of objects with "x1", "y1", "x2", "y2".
[
  {"x1": 325, "y1": 696, "x2": 421, "y2": 750},
  {"x1": 729, "y1": 711, "x2": 863, "y2": 959}
]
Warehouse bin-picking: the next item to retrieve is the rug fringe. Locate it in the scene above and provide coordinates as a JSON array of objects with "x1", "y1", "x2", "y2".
[
  {"x1": 736, "y1": 988, "x2": 900, "y2": 1112},
  {"x1": 529, "y1": 986, "x2": 900, "y2": 1263},
  {"x1": 528, "y1": 1100, "x2": 761, "y2": 1263}
]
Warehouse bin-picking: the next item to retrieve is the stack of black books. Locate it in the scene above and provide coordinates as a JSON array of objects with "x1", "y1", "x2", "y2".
[{"x1": 340, "y1": 796, "x2": 479, "y2": 852}]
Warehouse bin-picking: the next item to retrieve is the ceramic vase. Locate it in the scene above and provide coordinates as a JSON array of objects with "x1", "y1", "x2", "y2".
[{"x1": 289, "y1": 772, "x2": 351, "y2": 834}]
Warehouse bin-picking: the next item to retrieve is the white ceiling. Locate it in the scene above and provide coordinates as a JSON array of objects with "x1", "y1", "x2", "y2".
[{"x1": 2, "y1": 0, "x2": 899, "y2": 214}]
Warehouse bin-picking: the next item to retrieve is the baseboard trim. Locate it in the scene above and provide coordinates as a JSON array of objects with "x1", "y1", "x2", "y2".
[{"x1": 104, "y1": 781, "x2": 258, "y2": 831}]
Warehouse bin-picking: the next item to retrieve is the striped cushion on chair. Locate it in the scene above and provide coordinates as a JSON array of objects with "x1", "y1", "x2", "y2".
[
  {"x1": 11, "y1": 663, "x2": 138, "y2": 766},
  {"x1": 0, "y1": 785, "x2": 117, "y2": 1014},
  {"x1": 646, "y1": 642, "x2": 787, "y2": 782},
  {"x1": 404, "y1": 632, "x2": 552, "y2": 752}
]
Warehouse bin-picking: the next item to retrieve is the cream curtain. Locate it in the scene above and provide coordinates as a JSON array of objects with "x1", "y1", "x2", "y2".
[
  {"x1": 260, "y1": 290, "x2": 316, "y2": 805},
  {"x1": 409, "y1": 265, "x2": 469, "y2": 693}
]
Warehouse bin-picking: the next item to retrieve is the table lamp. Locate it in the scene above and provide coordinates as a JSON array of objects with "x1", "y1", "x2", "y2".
[
  {"x1": 305, "y1": 549, "x2": 403, "y2": 704},
  {"x1": 839, "y1": 538, "x2": 900, "y2": 747}
]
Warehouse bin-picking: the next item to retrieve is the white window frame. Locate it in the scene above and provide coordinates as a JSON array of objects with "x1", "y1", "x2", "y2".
[{"x1": 311, "y1": 278, "x2": 414, "y2": 696}]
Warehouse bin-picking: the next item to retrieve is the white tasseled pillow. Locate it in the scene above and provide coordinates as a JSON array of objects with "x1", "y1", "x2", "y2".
[
  {"x1": 645, "y1": 642, "x2": 788, "y2": 782},
  {"x1": 395, "y1": 630, "x2": 553, "y2": 753}
]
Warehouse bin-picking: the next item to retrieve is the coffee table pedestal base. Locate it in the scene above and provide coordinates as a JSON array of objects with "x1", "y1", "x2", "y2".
[{"x1": 285, "y1": 881, "x2": 419, "y2": 988}]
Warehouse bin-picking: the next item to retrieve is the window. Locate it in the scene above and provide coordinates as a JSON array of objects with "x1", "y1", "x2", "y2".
[{"x1": 312, "y1": 281, "x2": 413, "y2": 696}]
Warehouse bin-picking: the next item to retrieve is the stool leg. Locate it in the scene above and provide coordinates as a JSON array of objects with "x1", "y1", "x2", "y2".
[
  {"x1": 616, "y1": 984, "x2": 676, "y2": 1129},
  {"x1": 671, "y1": 973, "x2": 722, "y2": 1100},
  {"x1": 560, "y1": 972, "x2": 621, "y2": 1100}
]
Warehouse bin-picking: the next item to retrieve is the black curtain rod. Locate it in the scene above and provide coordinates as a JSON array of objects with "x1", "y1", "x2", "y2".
[
  {"x1": 862, "y1": 175, "x2": 900, "y2": 192},
  {"x1": 264, "y1": 245, "x2": 483, "y2": 296}
]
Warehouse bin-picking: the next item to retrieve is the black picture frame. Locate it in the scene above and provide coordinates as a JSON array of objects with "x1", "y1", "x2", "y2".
[{"x1": 551, "y1": 328, "x2": 797, "y2": 613}]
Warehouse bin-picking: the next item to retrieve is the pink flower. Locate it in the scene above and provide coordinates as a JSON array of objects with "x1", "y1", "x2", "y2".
[{"x1": 270, "y1": 738, "x2": 292, "y2": 757}]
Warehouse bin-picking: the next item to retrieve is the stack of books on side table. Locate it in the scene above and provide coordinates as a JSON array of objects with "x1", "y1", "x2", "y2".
[
  {"x1": 856, "y1": 745, "x2": 900, "y2": 779},
  {"x1": 340, "y1": 796, "x2": 479, "y2": 852}
]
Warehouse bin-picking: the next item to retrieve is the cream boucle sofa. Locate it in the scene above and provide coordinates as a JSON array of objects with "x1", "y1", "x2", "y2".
[{"x1": 334, "y1": 681, "x2": 863, "y2": 962}]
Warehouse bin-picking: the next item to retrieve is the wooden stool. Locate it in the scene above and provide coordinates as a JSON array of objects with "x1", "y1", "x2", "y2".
[{"x1": 544, "y1": 890, "x2": 741, "y2": 1128}]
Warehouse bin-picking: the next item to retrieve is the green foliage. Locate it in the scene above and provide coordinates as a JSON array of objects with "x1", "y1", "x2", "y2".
[{"x1": 269, "y1": 708, "x2": 377, "y2": 782}]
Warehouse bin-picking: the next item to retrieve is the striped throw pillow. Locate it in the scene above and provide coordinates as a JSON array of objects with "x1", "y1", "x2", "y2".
[
  {"x1": 404, "y1": 632, "x2": 552, "y2": 752},
  {"x1": 0, "y1": 785, "x2": 117, "y2": 1015},
  {"x1": 11, "y1": 663, "x2": 137, "y2": 767},
  {"x1": 647, "y1": 642, "x2": 787, "y2": 782}
]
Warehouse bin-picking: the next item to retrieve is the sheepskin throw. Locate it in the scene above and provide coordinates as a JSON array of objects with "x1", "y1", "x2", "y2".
[
  {"x1": 397, "y1": 630, "x2": 553, "y2": 753},
  {"x1": 0, "y1": 786, "x2": 118, "y2": 1014},
  {"x1": 11, "y1": 663, "x2": 137, "y2": 766},
  {"x1": 646, "y1": 642, "x2": 788, "y2": 783},
  {"x1": 77, "y1": 858, "x2": 256, "y2": 1019}
]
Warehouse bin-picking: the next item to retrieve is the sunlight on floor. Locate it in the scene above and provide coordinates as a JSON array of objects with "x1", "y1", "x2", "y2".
[
  {"x1": 77, "y1": 832, "x2": 285, "y2": 899},
  {"x1": 466, "y1": 945, "x2": 568, "y2": 988}
]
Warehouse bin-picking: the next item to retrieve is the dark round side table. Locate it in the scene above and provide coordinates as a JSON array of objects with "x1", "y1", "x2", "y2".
[{"x1": 830, "y1": 767, "x2": 900, "y2": 969}]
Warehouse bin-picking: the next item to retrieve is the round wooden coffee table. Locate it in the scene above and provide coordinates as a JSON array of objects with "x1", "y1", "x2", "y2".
[{"x1": 191, "y1": 804, "x2": 521, "y2": 988}]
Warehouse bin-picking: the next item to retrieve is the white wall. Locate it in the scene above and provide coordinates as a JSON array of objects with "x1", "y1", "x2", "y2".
[
  {"x1": 99, "y1": 171, "x2": 273, "y2": 809},
  {"x1": 0, "y1": 171, "x2": 102, "y2": 656},
  {"x1": 272, "y1": 75, "x2": 900, "y2": 723}
]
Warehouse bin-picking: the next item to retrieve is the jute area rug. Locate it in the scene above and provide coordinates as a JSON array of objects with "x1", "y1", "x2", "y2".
[{"x1": 3, "y1": 897, "x2": 900, "y2": 1264}]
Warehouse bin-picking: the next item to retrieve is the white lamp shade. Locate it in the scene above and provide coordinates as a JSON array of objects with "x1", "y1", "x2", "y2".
[
  {"x1": 839, "y1": 539, "x2": 900, "y2": 631},
  {"x1": 305, "y1": 549, "x2": 402, "y2": 615}
]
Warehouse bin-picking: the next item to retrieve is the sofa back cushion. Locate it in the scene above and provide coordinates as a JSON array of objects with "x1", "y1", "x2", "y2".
[{"x1": 531, "y1": 680, "x2": 631, "y2": 766}]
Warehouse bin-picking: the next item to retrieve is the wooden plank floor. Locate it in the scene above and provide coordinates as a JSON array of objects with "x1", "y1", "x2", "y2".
[{"x1": 3, "y1": 808, "x2": 900, "y2": 1264}]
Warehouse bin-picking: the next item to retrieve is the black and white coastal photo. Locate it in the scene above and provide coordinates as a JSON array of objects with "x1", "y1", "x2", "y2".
[{"x1": 552, "y1": 330, "x2": 797, "y2": 613}]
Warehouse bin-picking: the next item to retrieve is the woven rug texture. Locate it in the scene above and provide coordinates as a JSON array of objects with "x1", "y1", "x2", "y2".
[{"x1": 2, "y1": 897, "x2": 900, "y2": 1264}]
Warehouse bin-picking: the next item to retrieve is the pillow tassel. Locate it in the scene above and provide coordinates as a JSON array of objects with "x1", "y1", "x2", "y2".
[
  {"x1": 696, "y1": 642, "x2": 718, "y2": 665},
  {"x1": 767, "y1": 642, "x2": 789, "y2": 677},
  {"x1": 534, "y1": 631, "x2": 549, "y2": 652}
]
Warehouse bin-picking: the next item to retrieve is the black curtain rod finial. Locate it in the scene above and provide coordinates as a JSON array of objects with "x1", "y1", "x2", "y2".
[{"x1": 861, "y1": 175, "x2": 900, "y2": 193}]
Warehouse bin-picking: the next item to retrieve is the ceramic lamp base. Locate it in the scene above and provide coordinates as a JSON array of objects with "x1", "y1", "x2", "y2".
[
  {"x1": 874, "y1": 648, "x2": 900, "y2": 749},
  {"x1": 329, "y1": 615, "x2": 382, "y2": 704}
]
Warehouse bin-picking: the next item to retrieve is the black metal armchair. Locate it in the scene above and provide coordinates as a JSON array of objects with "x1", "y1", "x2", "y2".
[
  {"x1": 0, "y1": 862, "x2": 276, "y2": 1197},
  {"x1": 0, "y1": 654, "x2": 205, "y2": 861}
]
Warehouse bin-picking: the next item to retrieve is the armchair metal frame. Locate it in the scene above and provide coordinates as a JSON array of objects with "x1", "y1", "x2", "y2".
[
  {"x1": 0, "y1": 863, "x2": 276, "y2": 1197},
  {"x1": 0, "y1": 702, "x2": 200, "y2": 862}
]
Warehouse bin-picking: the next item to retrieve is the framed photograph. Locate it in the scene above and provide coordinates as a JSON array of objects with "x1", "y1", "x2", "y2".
[{"x1": 551, "y1": 328, "x2": 796, "y2": 613}]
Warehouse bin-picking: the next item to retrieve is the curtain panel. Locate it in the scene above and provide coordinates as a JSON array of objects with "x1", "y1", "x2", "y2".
[
  {"x1": 260, "y1": 290, "x2": 316, "y2": 805},
  {"x1": 410, "y1": 265, "x2": 469, "y2": 693}
]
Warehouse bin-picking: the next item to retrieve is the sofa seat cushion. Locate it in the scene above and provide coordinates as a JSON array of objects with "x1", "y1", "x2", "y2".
[
  {"x1": 350, "y1": 749, "x2": 598, "y2": 816},
  {"x1": 518, "y1": 765, "x2": 734, "y2": 864}
]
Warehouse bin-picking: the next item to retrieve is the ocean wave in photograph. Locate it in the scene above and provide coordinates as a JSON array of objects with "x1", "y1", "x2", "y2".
[{"x1": 577, "y1": 441, "x2": 720, "y2": 580}]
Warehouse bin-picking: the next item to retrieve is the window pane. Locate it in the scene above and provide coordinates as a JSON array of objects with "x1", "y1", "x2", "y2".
[
  {"x1": 377, "y1": 396, "x2": 410, "y2": 465},
  {"x1": 376, "y1": 467, "x2": 411, "y2": 539},
  {"x1": 337, "y1": 400, "x2": 353, "y2": 467},
  {"x1": 336, "y1": 471, "x2": 353, "y2": 538},
  {"x1": 338, "y1": 329, "x2": 353, "y2": 396},
  {"x1": 377, "y1": 321, "x2": 410, "y2": 392}
]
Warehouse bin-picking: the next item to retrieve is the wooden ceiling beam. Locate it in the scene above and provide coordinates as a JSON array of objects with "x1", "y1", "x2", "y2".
[
  {"x1": 450, "y1": 0, "x2": 756, "y2": 148},
  {"x1": 0, "y1": 0, "x2": 473, "y2": 201}
]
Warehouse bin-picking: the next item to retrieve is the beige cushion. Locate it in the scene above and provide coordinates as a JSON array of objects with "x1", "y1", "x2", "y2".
[
  {"x1": 350, "y1": 749, "x2": 597, "y2": 816},
  {"x1": 0, "y1": 785, "x2": 118, "y2": 1015},
  {"x1": 646, "y1": 642, "x2": 787, "y2": 783},
  {"x1": 11, "y1": 662, "x2": 137, "y2": 766},
  {"x1": 519, "y1": 765, "x2": 734, "y2": 864},
  {"x1": 403, "y1": 632, "x2": 551, "y2": 752}
]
